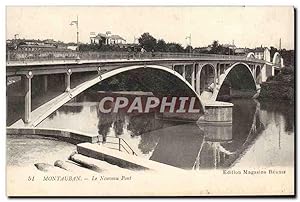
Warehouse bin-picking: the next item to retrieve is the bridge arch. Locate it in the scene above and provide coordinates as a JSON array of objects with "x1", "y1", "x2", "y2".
[
  {"x1": 215, "y1": 62, "x2": 257, "y2": 101},
  {"x1": 101, "y1": 65, "x2": 205, "y2": 112},
  {"x1": 272, "y1": 52, "x2": 282, "y2": 65},
  {"x1": 247, "y1": 52, "x2": 255, "y2": 59}
]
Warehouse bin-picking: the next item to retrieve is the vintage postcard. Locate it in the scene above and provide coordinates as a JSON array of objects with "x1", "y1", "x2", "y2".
[{"x1": 6, "y1": 6, "x2": 295, "y2": 196}]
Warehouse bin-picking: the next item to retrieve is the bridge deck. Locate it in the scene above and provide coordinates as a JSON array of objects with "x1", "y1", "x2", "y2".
[
  {"x1": 6, "y1": 56, "x2": 267, "y2": 77},
  {"x1": 7, "y1": 57, "x2": 264, "y2": 66}
]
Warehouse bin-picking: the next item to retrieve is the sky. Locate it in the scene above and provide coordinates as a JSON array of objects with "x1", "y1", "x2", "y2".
[{"x1": 6, "y1": 6, "x2": 294, "y2": 49}]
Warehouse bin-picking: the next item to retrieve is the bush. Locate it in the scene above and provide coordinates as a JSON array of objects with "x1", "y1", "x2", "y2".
[
  {"x1": 280, "y1": 67, "x2": 294, "y2": 75},
  {"x1": 266, "y1": 76, "x2": 274, "y2": 82},
  {"x1": 259, "y1": 66, "x2": 294, "y2": 101}
]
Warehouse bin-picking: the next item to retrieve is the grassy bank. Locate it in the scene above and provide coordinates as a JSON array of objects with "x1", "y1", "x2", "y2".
[{"x1": 259, "y1": 67, "x2": 294, "y2": 102}]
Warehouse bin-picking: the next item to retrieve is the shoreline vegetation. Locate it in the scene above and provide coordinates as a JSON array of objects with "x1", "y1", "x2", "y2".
[{"x1": 259, "y1": 67, "x2": 294, "y2": 103}]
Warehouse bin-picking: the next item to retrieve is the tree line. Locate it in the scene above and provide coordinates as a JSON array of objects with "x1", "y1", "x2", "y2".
[
  {"x1": 78, "y1": 32, "x2": 294, "y2": 67},
  {"x1": 79, "y1": 32, "x2": 230, "y2": 54},
  {"x1": 79, "y1": 32, "x2": 190, "y2": 53}
]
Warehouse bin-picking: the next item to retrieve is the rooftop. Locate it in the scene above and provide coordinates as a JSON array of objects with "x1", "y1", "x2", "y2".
[{"x1": 91, "y1": 33, "x2": 126, "y2": 41}]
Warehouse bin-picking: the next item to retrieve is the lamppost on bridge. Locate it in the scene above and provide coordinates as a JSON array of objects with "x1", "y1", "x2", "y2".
[
  {"x1": 14, "y1": 34, "x2": 19, "y2": 40},
  {"x1": 186, "y1": 34, "x2": 192, "y2": 57},
  {"x1": 70, "y1": 15, "x2": 79, "y2": 51}
]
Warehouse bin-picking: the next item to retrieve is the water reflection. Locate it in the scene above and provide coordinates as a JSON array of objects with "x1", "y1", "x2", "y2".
[
  {"x1": 194, "y1": 99, "x2": 265, "y2": 169},
  {"x1": 38, "y1": 92, "x2": 294, "y2": 170}
]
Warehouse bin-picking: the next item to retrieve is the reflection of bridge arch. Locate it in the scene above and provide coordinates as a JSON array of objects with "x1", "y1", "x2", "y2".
[
  {"x1": 220, "y1": 100, "x2": 264, "y2": 166},
  {"x1": 247, "y1": 52, "x2": 255, "y2": 59},
  {"x1": 193, "y1": 99, "x2": 265, "y2": 169},
  {"x1": 29, "y1": 64, "x2": 205, "y2": 126},
  {"x1": 213, "y1": 62, "x2": 257, "y2": 101}
]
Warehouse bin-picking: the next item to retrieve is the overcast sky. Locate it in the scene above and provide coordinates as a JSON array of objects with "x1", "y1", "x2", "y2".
[{"x1": 6, "y1": 6, "x2": 294, "y2": 49}]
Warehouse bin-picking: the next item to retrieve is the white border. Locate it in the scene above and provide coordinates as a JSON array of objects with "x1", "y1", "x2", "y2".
[{"x1": 1, "y1": 1, "x2": 298, "y2": 201}]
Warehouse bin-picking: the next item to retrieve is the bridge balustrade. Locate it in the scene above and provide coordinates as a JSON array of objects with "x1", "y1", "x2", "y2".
[{"x1": 6, "y1": 50, "x2": 263, "y2": 63}]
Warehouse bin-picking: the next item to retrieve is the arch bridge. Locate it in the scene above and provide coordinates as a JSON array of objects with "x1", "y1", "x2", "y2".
[{"x1": 6, "y1": 51, "x2": 283, "y2": 127}]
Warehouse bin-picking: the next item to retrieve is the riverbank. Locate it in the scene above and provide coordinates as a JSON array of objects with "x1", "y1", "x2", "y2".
[{"x1": 259, "y1": 67, "x2": 294, "y2": 103}]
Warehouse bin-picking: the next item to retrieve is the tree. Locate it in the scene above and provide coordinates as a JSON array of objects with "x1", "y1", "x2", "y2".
[
  {"x1": 209, "y1": 40, "x2": 230, "y2": 55},
  {"x1": 185, "y1": 45, "x2": 193, "y2": 53},
  {"x1": 138, "y1": 33, "x2": 157, "y2": 52},
  {"x1": 270, "y1": 46, "x2": 278, "y2": 59},
  {"x1": 156, "y1": 39, "x2": 167, "y2": 52},
  {"x1": 166, "y1": 42, "x2": 184, "y2": 52},
  {"x1": 280, "y1": 49, "x2": 294, "y2": 67},
  {"x1": 210, "y1": 40, "x2": 219, "y2": 53}
]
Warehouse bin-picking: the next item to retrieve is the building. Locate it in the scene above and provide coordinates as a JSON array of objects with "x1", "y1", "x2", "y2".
[
  {"x1": 194, "y1": 45, "x2": 212, "y2": 53},
  {"x1": 43, "y1": 39, "x2": 68, "y2": 49},
  {"x1": 222, "y1": 44, "x2": 236, "y2": 50},
  {"x1": 90, "y1": 32, "x2": 126, "y2": 45},
  {"x1": 222, "y1": 44, "x2": 236, "y2": 55},
  {"x1": 251, "y1": 47, "x2": 271, "y2": 62},
  {"x1": 234, "y1": 48, "x2": 248, "y2": 55},
  {"x1": 6, "y1": 39, "x2": 69, "y2": 51}
]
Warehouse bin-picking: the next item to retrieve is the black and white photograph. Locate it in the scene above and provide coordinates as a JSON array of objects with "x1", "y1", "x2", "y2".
[{"x1": 5, "y1": 5, "x2": 295, "y2": 196}]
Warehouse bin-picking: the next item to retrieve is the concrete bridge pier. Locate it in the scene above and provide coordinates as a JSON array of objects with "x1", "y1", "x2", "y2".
[
  {"x1": 217, "y1": 63, "x2": 221, "y2": 85},
  {"x1": 252, "y1": 64, "x2": 256, "y2": 80},
  {"x1": 202, "y1": 101, "x2": 233, "y2": 124},
  {"x1": 182, "y1": 64, "x2": 186, "y2": 79},
  {"x1": 23, "y1": 72, "x2": 33, "y2": 124},
  {"x1": 195, "y1": 63, "x2": 202, "y2": 95},
  {"x1": 65, "y1": 69, "x2": 72, "y2": 92},
  {"x1": 261, "y1": 64, "x2": 269, "y2": 82},
  {"x1": 191, "y1": 63, "x2": 195, "y2": 89},
  {"x1": 212, "y1": 63, "x2": 217, "y2": 93}
]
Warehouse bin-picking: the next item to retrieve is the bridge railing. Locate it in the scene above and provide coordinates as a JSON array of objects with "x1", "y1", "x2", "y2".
[
  {"x1": 97, "y1": 135, "x2": 138, "y2": 156},
  {"x1": 6, "y1": 50, "x2": 264, "y2": 63}
]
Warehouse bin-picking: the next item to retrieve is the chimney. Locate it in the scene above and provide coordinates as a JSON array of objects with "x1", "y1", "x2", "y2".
[{"x1": 279, "y1": 38, "x2": 281, "y2": 50}]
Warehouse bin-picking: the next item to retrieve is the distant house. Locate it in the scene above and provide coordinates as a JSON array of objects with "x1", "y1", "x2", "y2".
[
  {"x1": 67, "y1": 45, "x2": 78, "y2": 51},
  {"x1": 194, "y1": 45, "x2": 212, "y2": 53},
  {"x1": 16, "y1": 39, "x2": 56, "y2": 51},
  {"x1": 56, "y1": 42, "x2": 68, "y2": 49},
  {"x1": 18, "y1": 44, "x2": 55, "y2": 51},
  {"x1": 222, "y1": 44, "x2": 236, "y2": 50},
  {"x1": 252, "y1": 47, "x2": 271, "y2": 61},
  {"x1": 109, "y1": 35, "x2": 126, "y2": 45},
  {"x1": 90, "y1": 32, "x2": 126, "y2": 45},
  {"x1": 6, "y1": 39, "x2": 69, "y2": 51},
  {"x1": 43, "y1": 39, "x2": 68, "y2": 49},
  {"x1": 6, "y1": 39, "x2": 17, "y2": 50},
  {"x1": 234, "y1": 48, "x2": 247, "y2": 55},
  {"x1": 222, "y1": 44, "x2": 236, "y2": 55}
]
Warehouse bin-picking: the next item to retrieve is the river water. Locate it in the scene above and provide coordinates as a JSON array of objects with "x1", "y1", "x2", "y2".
[
  {"x1": 28, "y1": 91, "x2": 294, "y2": 170},
  {"x1": 7, "y1": 135, "x2": 76, "y2": 167}
]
